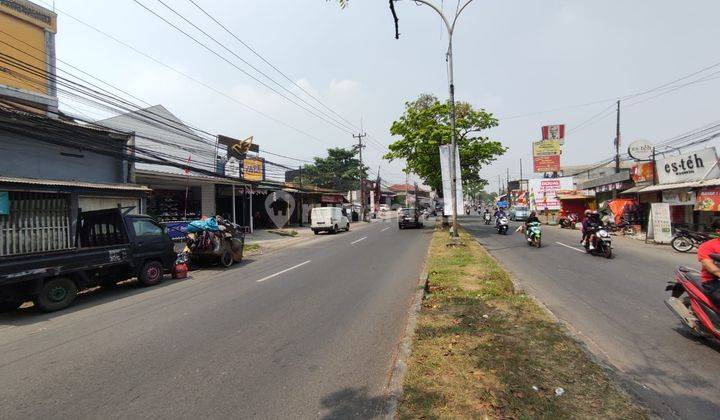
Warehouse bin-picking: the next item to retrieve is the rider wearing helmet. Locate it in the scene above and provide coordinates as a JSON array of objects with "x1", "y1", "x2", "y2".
[
  {"x1": 696, "y1": 219, "x2": 720, "y2": 304},
  {"x1": 493, "y1": 207, "x2": 507, "y2": 228}
]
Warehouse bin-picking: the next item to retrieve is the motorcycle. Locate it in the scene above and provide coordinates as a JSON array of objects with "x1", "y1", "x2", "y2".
[
  {"x1": 483, "y1": 213, "x2": 492, "y2": 225},
  {"x1": 525, "y1": 221, "x2": 542, "y2": 247},
  {"x1": 496, "y1": 217, "x2": 509, "y2": 235},
  {"x1": 665, "y1": 254, "x2": 720, "y2": 340},
  {"x1": 584, "y1": 227, "x2": 612, "y2": 258},
  {"x1": 671, "y1": 228, "x2": 715, "y2": 253},
  {"x1": 559, "y1": 213, "x2": 578, "y2": 229}
]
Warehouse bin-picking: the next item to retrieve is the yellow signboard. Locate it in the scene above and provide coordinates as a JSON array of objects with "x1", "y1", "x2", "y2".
[
  {"x1": 532, "y1": 140, "x2": 562, "y2": 157},
  {"x1": 0, "y1": 0, "x2": 57, "y2": 32},
  {"x1": 242, "y1": 157, "x2": 265, "y2": 182}
]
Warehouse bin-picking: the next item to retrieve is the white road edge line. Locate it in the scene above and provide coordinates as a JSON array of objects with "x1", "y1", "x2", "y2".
[
  {"x1": 256, "y1": 260, "x2": 312, "y2": 283},
  {"x1": 381, "y1": 227, "x2": 390, "y2": 232},
  {"x1": 351, "y1": 236, "x2": 367, "y2": 245},
  {"x1": 555, "y1": 241, "x2": 585, "y2": 253}
]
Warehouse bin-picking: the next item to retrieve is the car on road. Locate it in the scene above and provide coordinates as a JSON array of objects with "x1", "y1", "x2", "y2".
[
  {"x1": 311, "y1": 207, "x2": 350, "y2": 234},
  {"x1": 509, "y1": 205, "x2": 530, "y2": 221},
  {"x1": 398, "y1": 208, "x2": 424, "y2": 229}
]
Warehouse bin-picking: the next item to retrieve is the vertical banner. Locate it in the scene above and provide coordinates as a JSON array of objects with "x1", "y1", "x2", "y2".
[
  {"x1": 649, "y1": 202, "x2": 672, "y2": 244},
  {"x1": 0, "y1": 191, "x2": 8, "y2": 215},
  {"x1": 439, "y1": 145, "x2": 464, "y2": 217}
]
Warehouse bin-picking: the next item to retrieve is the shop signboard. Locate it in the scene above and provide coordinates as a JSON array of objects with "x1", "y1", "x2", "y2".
[
  {"x1": 628, "y1": 139, "x2": 653, "y2": 161},
  {"x1": 224, "y1": 157, "x2": 240, "y2": 178},
  {"x1": 242, "y1": 157, "x2": 265, "y2": 182},
  {"x1": 541, "y1": 124, "x2": 565, "y2": 145},
  {"x1": 631, "y1": 162, "x2": 654, "y2": 183},
  {"x1": 0, "y1": 191, "x2": 8, "y2": 215},
  {"x1": 439, "y1": 145, "x2": 464, "y2": 216},
  {"x1": 656, "y1": 147, "x2": 720, "y2": 184},
  {"x1": 663, "y1": 190, "x2": 695, "y2": 206},
  {"x1": 648, "y1": 202, "x2": 672, "y2": 243},
  {"x1": 695, "y1": 188, "x2": 720, "y2": 211},
  {"x1": 533, "y1": 140, "x2": 562, "y2": 156},
  {"x1": 528, "y1": 177, "x2": 573, "y2": 211},
  {"x1": 533, "y1": 155, "x2": 560, "y2": 172}
]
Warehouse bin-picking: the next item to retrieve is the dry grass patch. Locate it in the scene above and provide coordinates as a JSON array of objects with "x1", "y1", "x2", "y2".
[{"x1": 398, "y1": 227, "x2": 647, "y2": 419}]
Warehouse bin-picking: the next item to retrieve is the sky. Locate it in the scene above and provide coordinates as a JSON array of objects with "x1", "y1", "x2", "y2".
[{"x1": 40, "y1": 0, "x2": 720, "y2": 190}]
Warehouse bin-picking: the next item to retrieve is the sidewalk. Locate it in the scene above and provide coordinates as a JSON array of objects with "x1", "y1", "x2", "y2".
[{"x1": 244, "y1": 226, "x2": 315, "y2": 253}]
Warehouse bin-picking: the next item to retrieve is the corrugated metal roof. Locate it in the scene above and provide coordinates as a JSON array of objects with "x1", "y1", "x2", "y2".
[
  {"x1": 0, "y1": 176, "x2": 151, "y2": 192},
  {"x1": 637, "y1": 178, "x2": 720, "y2": 193}
]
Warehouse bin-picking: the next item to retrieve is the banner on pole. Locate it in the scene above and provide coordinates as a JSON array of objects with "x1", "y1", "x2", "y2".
[{"x1": 439, "y1": 145, "x2": 464, "y2": 217}]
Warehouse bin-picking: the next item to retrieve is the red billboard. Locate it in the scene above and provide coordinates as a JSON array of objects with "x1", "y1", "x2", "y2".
[{"x1": 533, "y1": 155, "x2": 560, "y2": 172}]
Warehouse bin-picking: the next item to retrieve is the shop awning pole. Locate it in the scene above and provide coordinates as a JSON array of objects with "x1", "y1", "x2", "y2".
[
  {"x1": 249, "y1": 185, "x2": 254, "y2": 234},
  {"x1": 232, "y1": 185, "x2": 236, "y2": 224}
]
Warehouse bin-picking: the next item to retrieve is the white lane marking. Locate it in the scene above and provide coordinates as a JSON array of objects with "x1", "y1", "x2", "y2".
[
  {"x1": 381, "y1": 227, "x2": 391, "y2": 232},
  {"x1": 351, "y1": 236, "x2": 367, "y2": 245},
  {"x1": 256, "y1": 260, "x2": 312, "y2": 283},
  {"x1": 555, "y1": 241, "x2": 585, "y2": 253}
]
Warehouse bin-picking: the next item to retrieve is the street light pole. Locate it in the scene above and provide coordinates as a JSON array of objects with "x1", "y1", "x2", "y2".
[{"x1": 407, "y1": 0, "x2": 474, "y2": 238}]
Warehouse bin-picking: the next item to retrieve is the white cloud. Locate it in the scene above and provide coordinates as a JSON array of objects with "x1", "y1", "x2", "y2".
[{"x1": 329, "y1": 78, "x2": 361, "y2": 96}]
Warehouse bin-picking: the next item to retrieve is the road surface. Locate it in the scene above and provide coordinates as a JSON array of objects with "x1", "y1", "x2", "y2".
[
  {"x1": 0, "y1": 219, "x2": 431, "y2": 419},
  {"x1": 463, "y1": 215, "x2": 719, "y2": 419}
]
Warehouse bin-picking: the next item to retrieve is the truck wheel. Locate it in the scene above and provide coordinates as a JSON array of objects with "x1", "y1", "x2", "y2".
[
  {"x1": 35, "y1": 277, "x2": 77, "y2": 312},
  {"x1": 139, "y1": 260, "x2": 164, "y2": 287},
  {"x1": 220, "y1": 249, "x2": 233, "y2": 268}
]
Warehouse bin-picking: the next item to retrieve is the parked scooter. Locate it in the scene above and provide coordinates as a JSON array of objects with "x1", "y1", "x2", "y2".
[
  {"x1": 483, "y1": 213, "x2": 492, "y2": 225},
  {"x1": 559, "y1": 213, "x2": 578, "y2": 229},
  {"x1": 584, "y1": 227, "x2": 612, "y2": 258},
  {"x1": 525, "y1": 221, "x2": 542, "y2": 247},
  {"x1": 671, "y1": 228, "x2": 715, "y2": 253},
  {"x1": 496, "y1": 217, "x2": 509, "y2": 235},
  {"x1": 666, "y1": 254, "x2": 720, "y2": 340}
]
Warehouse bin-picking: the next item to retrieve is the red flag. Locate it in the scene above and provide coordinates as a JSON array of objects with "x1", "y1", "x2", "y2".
[{"x1": 184, "y1": 155, "x2": 192, "y2": 175}]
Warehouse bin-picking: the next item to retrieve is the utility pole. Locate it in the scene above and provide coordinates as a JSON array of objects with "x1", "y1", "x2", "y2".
[
  {"x1": 506, "y1": 167, "x2": 510, "y2": 203},
  {"x1": 403, "y1": 0, "x2": 475, "y2": 239},
  {"x1": 298, "y1": 165, "x2": 303, "y2": 227},
  {"x1": 615, "y1": 100, "x2": 621, "y2": 174},
  {"x1": 497, "y1": 174, "x2": 502, "y2": 196},
  {"x1": 519, "y1": 158, "x2": 523, "y2": 190},
  {"x1": 405, "y1": 171, "x2": 410, "y2": 207},
  {"x1": 353, "y1": 124, "x2": 367, "y2": 222}
]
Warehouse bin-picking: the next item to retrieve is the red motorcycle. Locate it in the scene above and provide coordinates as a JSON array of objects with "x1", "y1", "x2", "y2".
[
  {"x1": 666, "y1": 255, "x2": 720, "y2": 340},
  {"x1": 559, "y1": 212, "x2": 578, "y2": 229}
]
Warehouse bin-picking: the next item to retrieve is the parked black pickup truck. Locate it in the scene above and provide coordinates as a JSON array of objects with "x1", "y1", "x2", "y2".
[{"x1": 0, "y1": 208, "x2": 176, "y2": 313}]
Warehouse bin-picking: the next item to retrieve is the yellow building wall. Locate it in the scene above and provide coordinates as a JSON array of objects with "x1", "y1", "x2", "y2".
[{"x1": 0, "y1": 12, "x2": 48, "y2": 95}]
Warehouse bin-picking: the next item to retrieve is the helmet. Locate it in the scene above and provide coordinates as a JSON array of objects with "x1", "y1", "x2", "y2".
[{"x1": 584, "y1": 209, "x2": 591, "y2": 215}]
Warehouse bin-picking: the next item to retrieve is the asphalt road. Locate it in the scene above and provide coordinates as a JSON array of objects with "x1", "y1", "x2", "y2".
[
  {"x1": 463, "y1": 215, "x2": 720, "y2": 419},
  {"x1": 0, "y1": 219, "x2": 431, "y2": 419}
]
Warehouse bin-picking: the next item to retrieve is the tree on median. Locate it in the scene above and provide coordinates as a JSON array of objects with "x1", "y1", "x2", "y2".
[{"x1": 383, "y1": 93, "x2": 506, "y2": 195}]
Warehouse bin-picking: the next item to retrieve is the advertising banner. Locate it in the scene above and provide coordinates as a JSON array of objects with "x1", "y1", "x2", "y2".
[
  {"x1": 663, "y1": 190, "x2": 695, "y2": 206},
  {"x1": 648, "y1": 202, "x2": 672, "y2": 243},
  {"x1": 631, "y1": 162, "x2": 654, "y2": 183},
  {"x1": 242, "y1": 157, "x2": 265, "y2": 182},
  {"x1": 528, "y1": 177, "x2": 574, "y2": 211},
  {"x1": 533, "y1": 140, "x2": 562, "y2": 156},
  {"x1": 439, "y1": 145, "x2": 464, "y2": 216},
  {"x1": 695, "y1": 188, "x2": 720, "y2": 211},
  {"x1": 533, "y1": 155, "x2": 560, "y2": 172},
  {"x1": 656, "y1": 147, "x2": 720, "y2": 184},
  {"x1": 541, "y1": 124, "x2": 565, "y2": 145},
  {"x1": 224, "y1": 157, "x2": 240, "y2": 178}
]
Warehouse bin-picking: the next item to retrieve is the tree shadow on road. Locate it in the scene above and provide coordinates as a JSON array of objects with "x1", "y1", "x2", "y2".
[{"x1": 319, "y1": 386, "x2": 392, "y2": 419}]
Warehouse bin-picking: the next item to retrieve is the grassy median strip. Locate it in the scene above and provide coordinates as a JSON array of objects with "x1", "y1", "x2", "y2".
[{"x1": 398, "y1": 227, "x2": 647, "y2": 419}]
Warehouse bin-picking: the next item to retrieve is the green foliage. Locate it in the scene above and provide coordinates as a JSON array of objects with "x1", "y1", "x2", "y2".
[
  {"x1": 298, "y1": 147, "x2": 367, "y2": 192},
  {"x1": 384, "y1": 94, "x2": 506, "y2": 195}
]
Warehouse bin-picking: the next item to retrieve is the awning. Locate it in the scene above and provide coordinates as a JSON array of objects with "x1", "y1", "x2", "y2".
[
  {"x1": 637, "y1": 178, "x2": 720, "y2": 193},
  {"x1": 0, "y1": 176, "x2": 151, "y2": 192},
  {"x1": 619, "y1": 185, "x2": 647, "y2": 195},
  {"x1": 556, "y1": 191, "x2": 589, "y2": 200}
]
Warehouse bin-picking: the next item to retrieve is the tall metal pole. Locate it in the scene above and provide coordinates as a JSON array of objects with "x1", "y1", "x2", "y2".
[
  {"x1": 353, "y1": 122, "x2": 367, "y2": 222},
  {"x1": 519, "y1": 158, "x2": 523, "y2": 189},
  {"x1": 615, "y1": 100, "x2": 621, "y2": 174},
  {"x1": 407, "y1": 0, "x2": 474, "y2": 239}
]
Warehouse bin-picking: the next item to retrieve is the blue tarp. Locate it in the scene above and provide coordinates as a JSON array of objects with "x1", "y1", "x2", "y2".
[{"x1": 186, "y1": 217, "x2": 220, "y2": 233}]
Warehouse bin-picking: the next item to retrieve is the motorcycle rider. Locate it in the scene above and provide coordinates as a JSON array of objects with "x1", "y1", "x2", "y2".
[
  {"x1": 581, "y1": 210, "x2": 601, "y2": 251},
  {"x1": 493, "y1": 207, "x2": 507, "y2": 228},
  {"x1": 517, "y1": 211, "x2": 540, "y2": 234},
  {"x1": 696, "y1": 219, "x2": 720, "y2": 305}
]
